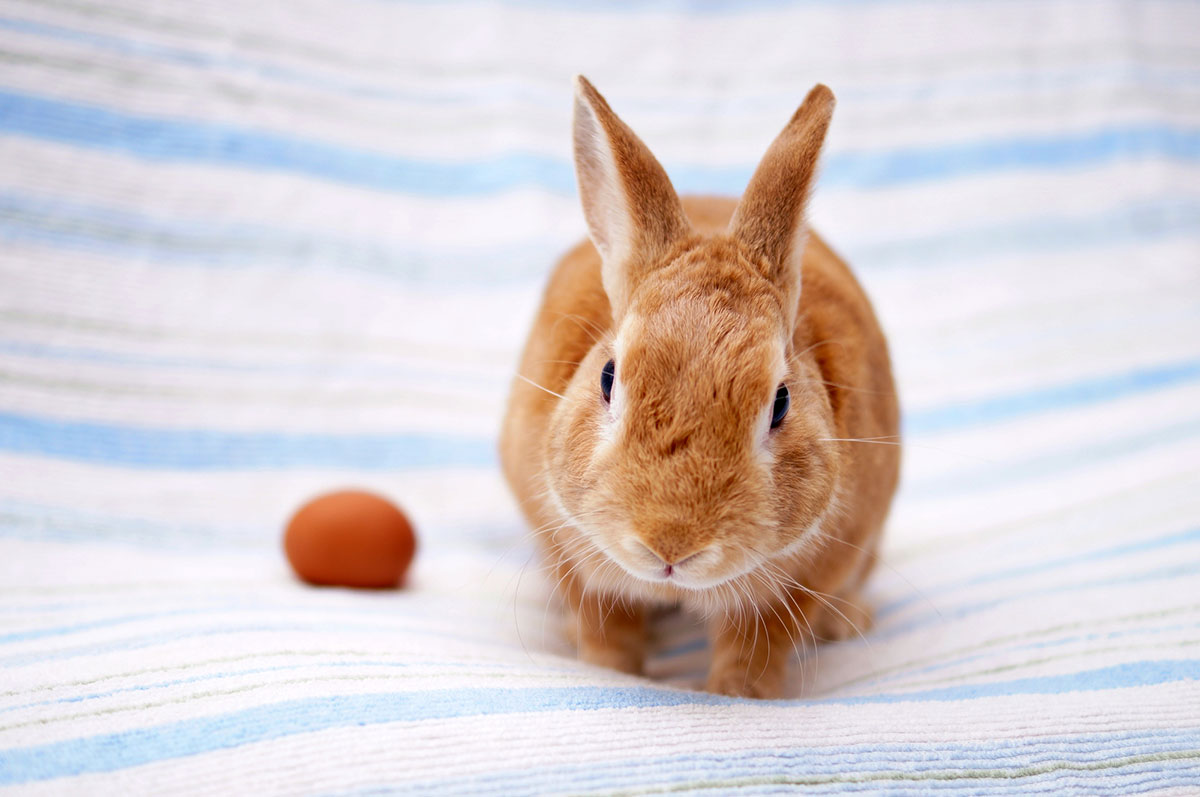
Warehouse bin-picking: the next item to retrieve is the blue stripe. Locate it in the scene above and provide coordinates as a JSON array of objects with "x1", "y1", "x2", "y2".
[
  {"x1": 0, "y1": 411, "x2": 495, "y2": 470},
  {"x1": 399, "y1": 764, "x2": 1200, "y2": 797},
  {"x1": 3, "y1": 90, "x2": 1199, "y2": 196},
  {"x1": 394, "y1": 728, "x2": 1200, "y2": 796},
  {"x1": 904, "y1": 358, "x2": 1200, "y2": 436},
  {"x1": 931, "y1": 526, "x2": 1200, "y2": 604},
  {"x1": 0, "y1": 607, "x2": 224, "y2": 645},
  {"x1": 2, "y1": 657, "x2": 579, "y2": 717},
  {"x1": 0, "y1": 17, "x2": 219, "y2": 72},
  {"x1": 0, "y1": 613, "x2": 521, "y2": 668},
  {"x1": 0, "y1": 497, "x2": 264, "y2": 550},
  {"x1": 399, "y1": 757, "x2": 1200, "y2": 796},
  {"x1": 848, "y1": 197, "x2": 1200, "y2": 269},
  {"x1": 868, "y1": 523, "x2": 1200, "y2": 628},
  {"x1": 0, "y1": 338, "x2": 507, "y2": 389},
  {"x1": 903, "y1": 415, "x2": 1200, "y2": 503},
  {"x1": 869, "y1": 560, "x2": 1200, "y2": 645},
  {"x1": 2, "y1": 660, "x2": 1197, "y2": 785},
  {"x1": 833, "y1": 659, "x2": 1200, "y2": 704},
  {"x1": 829, "y1": 124, "x2": 1200, "y2": 190},
  {"x1": 0, "y1": 90, "x2": 573, "y2": 196},
  {"x1": 865, "y1": 619, "x2": 1200, "y2": 693}
]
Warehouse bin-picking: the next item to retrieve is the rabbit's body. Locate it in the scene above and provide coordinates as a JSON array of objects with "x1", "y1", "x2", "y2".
[{"x1": 500, "y1": 80, "x2": 899, "y2": 698}]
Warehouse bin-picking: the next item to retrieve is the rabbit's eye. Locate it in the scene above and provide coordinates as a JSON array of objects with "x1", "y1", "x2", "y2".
[
  {"x1": 770, "y1": 384, "x2": 790, "y2": 429},
  {"x1": 601, "y1": 359, "x2": 615, "y2": 403}
]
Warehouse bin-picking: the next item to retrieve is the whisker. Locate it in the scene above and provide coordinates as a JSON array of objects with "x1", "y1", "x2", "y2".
[
  {"x1": 510, "y1": 548, "x2": 537, "y2": 663},
  {"x1": 745, "y1": 572, "x2": 790, "y2": 690},
  {"x1": 729, "y1": 576, "x2": 757, "y2": 681},
  {"x1": 820, "y1": 437, "x2": 998, "y2": 464},
  {"x1": 792, "y1": 377, "x2": 893, "y2": 396},
  {"x1": 550, "y1": 312, "x2": 607, "y2": 345},
  {"x1": 792, "y1": 338, "x2": 846, "y2": 360},
  {"x1": 516, "y1": 373, "x2": 567, "y2": 401},
  {"x1": 750, "y1": 553, "x2": 873, "y2": 657},
  {"x1": 751, "y1": 567, "x2": 812, "y2": 694},
  {"x1": 534, "y1": 358, "x2": 586, "y2": 367},
  {"x1": 822, "y1": 536, "x2": 944, "y2": 621}
]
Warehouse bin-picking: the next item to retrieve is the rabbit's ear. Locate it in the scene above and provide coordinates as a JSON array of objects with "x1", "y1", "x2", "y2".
[
  {"x1": 729, "y1": 84, "x2": 835, "y2": 325},
  {"x1": 573, "y1": 75, "x2": 690, "y2": 318}
]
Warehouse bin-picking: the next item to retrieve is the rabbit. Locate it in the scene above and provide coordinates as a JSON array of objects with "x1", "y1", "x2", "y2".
[{"x1": 499, "y1": 76, "x2": 900, "y2": 699}]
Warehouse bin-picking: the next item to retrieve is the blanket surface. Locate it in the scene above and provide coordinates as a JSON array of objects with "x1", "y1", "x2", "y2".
[{"x1": 1, "y1": 0, "x2": 1199, "y2": 794}]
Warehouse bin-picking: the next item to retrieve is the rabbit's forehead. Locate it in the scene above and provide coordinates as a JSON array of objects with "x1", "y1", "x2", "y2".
[{"x1": 616, "y1": 302, "x2": 783, "y2": 405}]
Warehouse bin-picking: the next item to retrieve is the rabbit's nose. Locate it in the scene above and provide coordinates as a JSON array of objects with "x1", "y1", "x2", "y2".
[{"x1": 635, "y1": 539, "x2": 705, "y2": 570}]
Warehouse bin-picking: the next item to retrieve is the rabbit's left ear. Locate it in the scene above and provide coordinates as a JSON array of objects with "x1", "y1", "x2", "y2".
[
  {"x1": 573, "y1": 76, "x2": 690, "y2": 319},
  {"x1": 729, "y1": 84, "x2": 835, "y2": 326}
]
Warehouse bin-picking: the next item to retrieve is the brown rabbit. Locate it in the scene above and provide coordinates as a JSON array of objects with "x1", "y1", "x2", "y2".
[{"x1": 500, "y1": 76, "x2": 899, "y2": 699}]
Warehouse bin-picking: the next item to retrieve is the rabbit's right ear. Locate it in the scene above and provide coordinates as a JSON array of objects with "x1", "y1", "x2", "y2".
[
  {"x1": 573, "y1": 76, "x2": 690, "y2": 319},
  {"x1": 729, "y1": 84, "x2": 835, "y2": 329}
]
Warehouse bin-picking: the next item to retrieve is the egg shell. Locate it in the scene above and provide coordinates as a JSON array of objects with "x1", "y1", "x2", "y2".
[{"x1": 284, "y1": 490, "x2": 416, "y2": 589}]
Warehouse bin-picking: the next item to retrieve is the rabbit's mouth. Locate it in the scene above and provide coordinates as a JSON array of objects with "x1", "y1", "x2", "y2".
[{"x1": 604, "y1": 540, "x2": 731, "y2": 591}]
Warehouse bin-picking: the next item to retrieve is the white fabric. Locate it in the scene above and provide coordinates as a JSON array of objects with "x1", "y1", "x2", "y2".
[{"x1": 1, "y1": 0, "x2": 1199, "y2": 793}]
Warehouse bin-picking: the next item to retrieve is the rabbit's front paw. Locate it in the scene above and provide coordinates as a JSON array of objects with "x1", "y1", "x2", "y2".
[
  {"x1": 704, "y1": 658, "x2": 786, "y2": 699},
  {"x1": 813, "y1": 591, "x2": 873, "y2": 642}
]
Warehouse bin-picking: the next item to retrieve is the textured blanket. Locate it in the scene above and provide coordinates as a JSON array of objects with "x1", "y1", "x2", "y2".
[{"x1": 2, "y1": 0, "x2": 1199, "y2": 794}]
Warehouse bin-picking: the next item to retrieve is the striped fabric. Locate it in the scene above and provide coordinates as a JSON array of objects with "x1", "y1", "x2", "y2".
[{"x1": 2, "y1": 0, "x2": 1199, "y2": 793}]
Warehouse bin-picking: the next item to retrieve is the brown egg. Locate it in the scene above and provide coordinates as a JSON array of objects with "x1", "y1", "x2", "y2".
[{"x1": 284, "y1": 490, "x2": 416, "y2": 589}]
